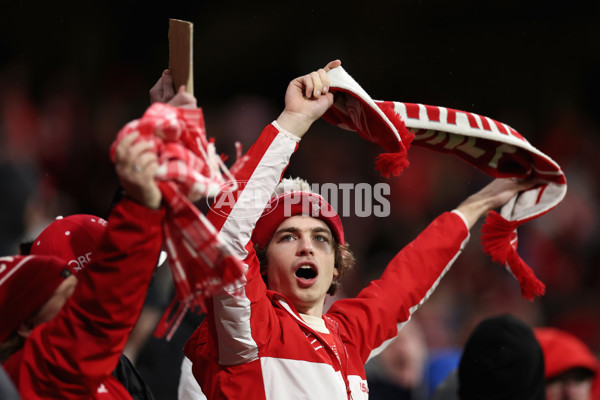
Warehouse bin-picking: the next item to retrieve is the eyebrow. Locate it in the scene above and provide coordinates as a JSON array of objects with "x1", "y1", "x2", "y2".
[{"x1": 274, "y1": 226, "x2": 333, "y2": 238}]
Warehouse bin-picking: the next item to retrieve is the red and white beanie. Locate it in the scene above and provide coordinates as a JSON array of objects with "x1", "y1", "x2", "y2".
[
  {"x1": 252, "y1": 178, "x2": 345, "y2": 249},
  {"x1": 29, "y1": 215, "x2": 107, "y2": 274},
  {"x1": 0, "y1": 255, "x2": 71, "y2": 342}
]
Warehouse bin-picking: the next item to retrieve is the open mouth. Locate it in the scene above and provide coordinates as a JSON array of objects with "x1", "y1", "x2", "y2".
[{"x1": 295, "y1": 265, "x2": 317, "y2": 280}]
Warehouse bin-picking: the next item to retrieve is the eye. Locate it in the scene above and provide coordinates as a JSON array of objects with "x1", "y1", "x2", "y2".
[
  {"x1": 278, "y1": 233, "x2": 296, "y2": 242},
  {"x1": 313, "y1": 234, "x2": 329, "y2": 243}
]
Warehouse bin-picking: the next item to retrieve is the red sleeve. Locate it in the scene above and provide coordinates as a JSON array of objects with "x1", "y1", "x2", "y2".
[
  {"x1": 8, "y1": 198, "x2": 165, "y2": 397},
  {"x1": 326, "y1": 211, "x2": 469, "y2": 362},
  {"x1": 186, "y1": 124, "x2": 299, "y2": 370}
]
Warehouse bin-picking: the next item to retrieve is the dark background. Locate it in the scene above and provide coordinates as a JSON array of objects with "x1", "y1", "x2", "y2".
[{"x1": 1, "y1": 1, "x2": 599, "y2": 397}]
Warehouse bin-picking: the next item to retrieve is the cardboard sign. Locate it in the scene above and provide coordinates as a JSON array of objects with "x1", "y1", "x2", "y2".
[{"x1": 169, "y1": 18, "x2": 194, "y2": 95}]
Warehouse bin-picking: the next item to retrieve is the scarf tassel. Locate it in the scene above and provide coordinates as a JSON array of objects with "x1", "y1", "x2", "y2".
[
  {"x1": 373, "y1": 101, "x2": 414, "y2": 178},
  {"x1": 481, "y1": 210, "x2": 545, "y2": 301},
  {"x1": 375, "y1": 151, "x2": 410, "y2": 178}
]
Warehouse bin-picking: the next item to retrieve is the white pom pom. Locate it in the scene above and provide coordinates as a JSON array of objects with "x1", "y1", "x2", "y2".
[{"x1": 273, "y1": 177, "x2": 312, "y2": 196}]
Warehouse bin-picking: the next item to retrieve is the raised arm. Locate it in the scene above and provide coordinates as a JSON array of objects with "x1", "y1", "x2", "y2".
[
  {"x1": 328, "y1": 177, "x2": 540, "y2": 362},
  {"x1": 207, "y1": 60, "x2": 342, "y2": 257},
  {"x1": 182, "y1": 62, "x2": 344, "y2": 395},
  {"x1": 455, "y1": 177, "x2": 539, "y2": 228}
]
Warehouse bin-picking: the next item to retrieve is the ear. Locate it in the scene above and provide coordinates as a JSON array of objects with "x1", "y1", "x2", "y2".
[
  {"x1": 332, "y1": 267, "x2": 339, "y2": 279},
  {"x1": 17, "y1": 320, "x2": 35, "y2": 338}
]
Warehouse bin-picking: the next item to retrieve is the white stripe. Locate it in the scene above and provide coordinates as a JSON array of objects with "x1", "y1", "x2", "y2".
[
  {"x1": 418, "y1": 103, "x2": 427, "y2": 121},
  {"x1": 439, "y1": 106, "x2": 449, "y2": 124},
  {"x1": 503, "y1": 123, "x2": 518, "y2": 138},
  {"x1": 212, "y1": 129, "x2": 298, "y2": 365},
  {"x1": 485, "y1": 116, "x2": 500, "y2": 134},
  {"x1": 213, "y1": 274, "x2": 259, "y2": 366},
  {"x1": 261, "y1": 357, "x2": 348, "y2": 399},
  {"x1": 532, "y1": 164, "x2": 564, "y2": 176},
  {"x1": 473, "y1": 113, "x2": 484, "y2": 130},
  {"x1": 278, "y1": 299, "x2": 309, "y2": 326},
  {"x1": 454, "y1": 110, "x2": 472, "y2": 131},
  {"x1": 178, "y1": 357, "x2": 207, "y2": 400},
  {"x1": 367, "y1": 321, "x2": 407, "y2": 362},
  {"x1": 219, "y1": 130, "x2": 298, "y2": 259},
  {"x1": 0, "y1": 256, "x2": 30, "y2": 287},
  {"x1": 394, "y1": 102, "x2": 408, "y2": 121}
]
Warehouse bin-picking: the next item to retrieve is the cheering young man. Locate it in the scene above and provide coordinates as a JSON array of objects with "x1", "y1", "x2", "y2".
[{"x1": 181, "y1": 60, "x2": 538, "y2": 399}]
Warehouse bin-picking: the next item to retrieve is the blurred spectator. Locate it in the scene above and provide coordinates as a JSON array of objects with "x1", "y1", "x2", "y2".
[
  {"x1": 0, "y1": 365, "x2": 19, "y2": 400},
  {"x1": 365, "y1": 318, "x2": 429, "y2": 400},
  {"x1": 534, "y1": 327, "x2": 599, "y2": 400},
  {"x1": 425, "y1": 347, "x2": 461, "y2": 398},
  {"x1": 457, "y1": 314, "x2": 545, "y2": 400}
]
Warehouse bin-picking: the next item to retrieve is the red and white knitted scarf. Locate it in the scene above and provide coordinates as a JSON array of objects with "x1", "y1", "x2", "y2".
[
  {"x1": 110, "y1": 103, "x2": 244, "y2": 339},
  {"x1": 324, "y1": 66, "x2": 567, "y2": 300}
]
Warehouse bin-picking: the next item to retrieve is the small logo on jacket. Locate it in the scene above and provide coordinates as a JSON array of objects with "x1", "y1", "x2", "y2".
[{"x1": 360, "y1": 381, "x2": 369, "y2": 393}]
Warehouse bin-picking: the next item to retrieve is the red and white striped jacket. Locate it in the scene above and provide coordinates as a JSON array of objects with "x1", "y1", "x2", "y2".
[{"x1": 182, "y1": 122, "x2": 471, "y2": 399}]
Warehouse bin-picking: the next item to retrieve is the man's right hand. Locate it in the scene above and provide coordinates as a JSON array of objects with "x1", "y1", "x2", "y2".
[{"x1": 276, "y1": 59, "x2": 342, "y2": 138}]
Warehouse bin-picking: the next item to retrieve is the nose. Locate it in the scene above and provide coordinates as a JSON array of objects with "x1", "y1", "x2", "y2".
[
  {"x1": 562, "y1": 378, "x2": 590, "y2": 399},
  {"x1": 296, "y1": 235, "x2": 314, "y2": 256}
]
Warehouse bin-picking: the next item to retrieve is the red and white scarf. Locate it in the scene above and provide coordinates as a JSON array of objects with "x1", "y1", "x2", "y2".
[
  {"x1": 110, "y1": 103, "x2": 244, "y2": 339},
  {"x1": 324, "y1": 66, "x2": 567, "y2": 300}
]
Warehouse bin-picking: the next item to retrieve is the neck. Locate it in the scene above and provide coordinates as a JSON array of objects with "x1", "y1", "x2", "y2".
[{"x1": 296, "y1": 303, "x2": 324, "y2": 318}]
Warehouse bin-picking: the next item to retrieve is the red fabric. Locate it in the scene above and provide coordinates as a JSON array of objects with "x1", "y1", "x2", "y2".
[
  {"x1": 322, "y1": 88, "x2": 412, "y2": 178},
  {"x1": 110, "y1": 103, "x2": 244, "y2": 340},
  {"x1": 251, "y1": 191, "x2": 345, "y2": 249},
  {"x1": 534, "y1": 327, "x2": 598, "y2": 380},
  {"x1": 481, "y1": 211, "x2": 545, "y2": 300},
  {"x1": 3, "y1": 198, "x2": 164, "y2": 399},
  {"x1": 153, "y1": 182, "x2": 245, "y2": 340},
  {"x1": 594, "y1": 370, "x2": 600, "y2": 400},
  {"x1": 29, "y1": 214, "x2": 108, "y2": 274},
  {"x1": 374, "y1": 101, "x2": 414, "y2": 177},
  {"x1": 0, "y1": 255, "x2": 69, "y2": 342},
  {"x1": 109, "y1": 103, "x2": 231, "y2": 200}
]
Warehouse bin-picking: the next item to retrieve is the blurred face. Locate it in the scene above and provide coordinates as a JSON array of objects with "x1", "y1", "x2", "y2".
[
  {"x1": 378, "y1": 321, "x2": 428, "y2": 389},
  {"x1": 265, "y1": 215, "x2": 337, "y2": 317},
  {"x1": 25, "y1": 275, "x2": 78, "y2": 334},
  {"x1": 546, "y1": 369, "x2": 594, "y2": 400}
]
